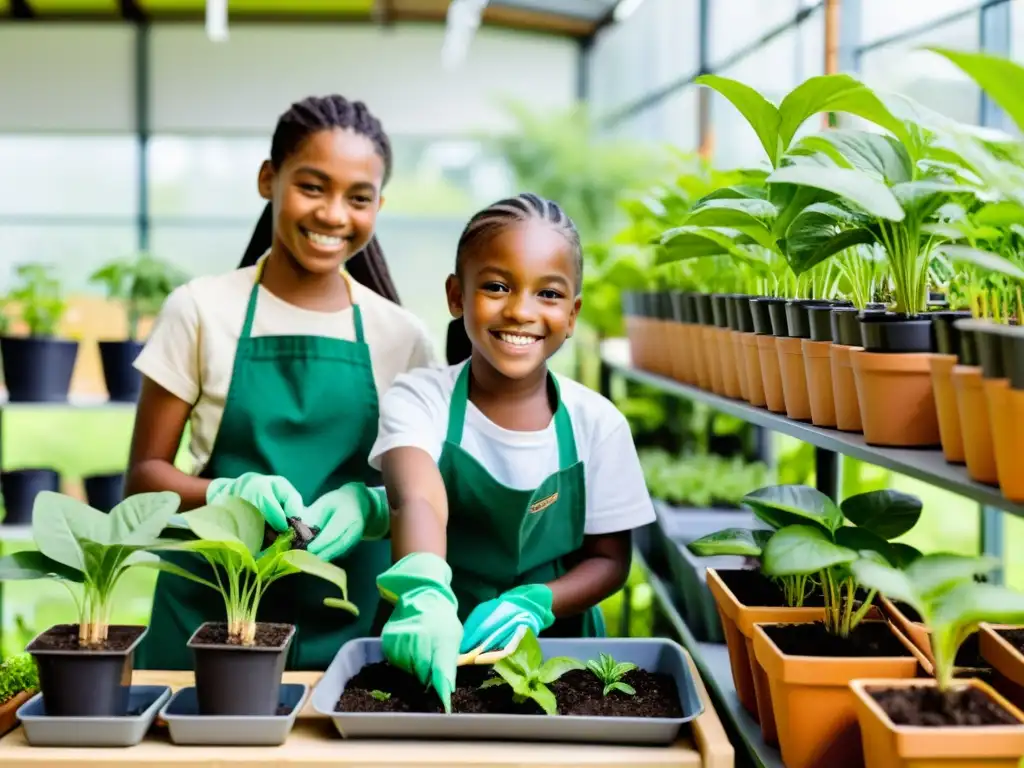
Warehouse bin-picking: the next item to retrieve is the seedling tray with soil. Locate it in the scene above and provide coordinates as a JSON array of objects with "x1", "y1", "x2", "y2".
[{"x1": 311, "y1": 637, "x2": 703, "y2": 745}]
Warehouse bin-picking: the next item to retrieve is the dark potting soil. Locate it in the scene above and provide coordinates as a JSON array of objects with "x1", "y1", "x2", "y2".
[
  {"x1": 192, "y1": 622, "x2": 292, "y2": 649},
  {"x1": 763, "y1": 621, "x2": 912, "y2": 658},
  {"x1": 263, "y1": 518, "x2": 321, "y2": 551},
  {"x1": 718, "y1": 568, "x2": 874, "y2": 609},
  {"x1": 28, "y1": 624, "x2": 144, "y2": 652},
  {"x1": 870, "y1": 685, "x2": 1019, "y2": 727},
  {"x1": 891, "y1": 604, "x2": 990, "y2": 669},
  {"x1": 336, "y1": 662, "x2": 683, "y2": 718},
  {"x1": 995, "y1": 628, "x2": 1024, "y2": 657}
]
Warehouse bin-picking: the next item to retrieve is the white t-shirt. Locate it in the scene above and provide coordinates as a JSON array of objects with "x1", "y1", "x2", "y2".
[
  {"x1": 368, "y1": 361, "x2": 655, "y2": 536},
  {"x1": 134, "y1": 265, "x2": 439, "y2": 475}
]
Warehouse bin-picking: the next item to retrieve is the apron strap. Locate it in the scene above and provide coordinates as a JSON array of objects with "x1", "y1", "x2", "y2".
[{"x1": 446, "y1": 363, "x2": 579, "y2": 470}]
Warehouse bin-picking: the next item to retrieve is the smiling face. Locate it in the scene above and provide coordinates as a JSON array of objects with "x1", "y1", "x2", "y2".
[
  {"x1": 447, "y1": 218, "x2": 582, "y2": 381},
  {"x1": 258, "y1": 127, "x2": 385, "y2": 275}
]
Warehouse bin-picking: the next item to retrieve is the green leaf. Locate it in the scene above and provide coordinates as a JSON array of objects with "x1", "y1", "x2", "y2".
[
  {"x1": 937, "y1": 245, "x2": 1024, "y2": 280},
  {"x1": 323, "y1": 597, "x2": 360, "y2": 614},
  {"x1": 278, "y1": 549, "x2": 349, "y2": 600},
  {"x1": 889, "y1": 543, "x2": 923, "y2": 569},
  {"x1": 928, "y1": 48, "x2": 1024, "y2": 135},
  {"x1": 517, "y1": 628, "x2": 544, "y2": 672},
  {"x1": 109, "y1": 491, "x2": 181, "y2": 545},
  {"x1": 157, "y1": 537, "x2": 257, "y2": 572},
  {"x1": 479, "y1": 677, "x2": 507, "y2": 690},
  {"x1": 696, "y1": 74, "x2": 781, "y2": 165},
  {"x1": 782, "y1": 201, "x2": 879, "y2": 274},
  {"x1": 906, "y1": 554, "x2": 999, "y2": 601},
  {"x1": 743, "y1": 485, "x2": 844, "y2": 533},
  {"x1": 850, "y1": 558, "x2": 919, "y2": 610},
  {"x1": 182, "y1": 498, "x2": 265, "y2": 554},
  {"x1": 761, "y1": 525, "x2": 859, "y2": 578},
  {"x1": 32, "y1": 492, "x2": 89, "y2": 571},
  {"x1": 834, "y1": 525, "x2": 895, "y2": 563},
  {"x1": 687, "y1": 527, "x2": 766, "y2": 557},
  {"x1": 0, "y1": 551, "x2": 84, "y2": 582},
  {"x1": 840, "y1": 490, "x2": 923, "y2": 540},
  {"x1": 789, "y1": 130, "x2": 913, "y2": 184},
  {"x1": 604, "y1": 681, "x2": 636, "y2": 697},
  {"x1": 974, "y1": 201, "x2": 1024, "y2": 227},
  {"x1": 767, "y1": 164, "x2": 905, "y2": 221},
  {"x1": 612, "y1": 661, "x2": 638, "y2": 678},
  {"x1": 131, "y1": 557, "x2": 218, "y2": 590},
  {"x1": 538, "y1": 656, "x2": 584, "y2": 684},
  {"x1": 531, "y1": 684, "x2": 558, "y2": 716},
  {"x1": 686, "y1": 197, "x2": 778, "y2": 229}
]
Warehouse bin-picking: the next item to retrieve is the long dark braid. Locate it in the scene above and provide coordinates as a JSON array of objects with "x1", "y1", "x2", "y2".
[
  {"x1": 446, "y1": 192, "x2": 583, "y2": 364},
  {"x1": 238, "y1": 95, "x2": 400, "y2": 304}
]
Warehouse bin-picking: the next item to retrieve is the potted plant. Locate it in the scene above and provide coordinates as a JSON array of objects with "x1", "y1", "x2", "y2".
[
  {"x1": 1, "y1": 468, "x2": 60, "y2": 526},
  {"x1": 0, "y1": 652, "x2": 38, "y2": 737},
  {"x1": 0, "y1": 264, "x2": 77, "y2": 403},
  {"x1": 153, "y1": 497, "x2": 358, "y2": 717},
  {"x1": 0, "y1": 489, "x2": 181, "y2": 716},
  {"x1": 89, "y1": 252, "x2": 189, "y2": 404},
  {"x1": 850, "y1": 554, "x2": 1024, "y2": 767}
]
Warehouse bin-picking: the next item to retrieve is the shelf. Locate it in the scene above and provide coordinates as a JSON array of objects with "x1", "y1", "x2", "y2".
[
  {"x1": 637, "y1": 548, "x2": 782, "y2": 768},
  {"x1": 601, "y1": 338, "x2": 1024, "y2": 518}
]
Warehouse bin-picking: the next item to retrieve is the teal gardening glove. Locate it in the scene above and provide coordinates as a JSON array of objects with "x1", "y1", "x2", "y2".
[
  {"x1": 206, "y1": 472, "x2": 305, "y2": 533},
  {"x1": 303, "y1": 483, "x2": 390, "y2": 562},
  {"x1": 377, "y1": 553, "x2": 463, "y2": 713},
  {"x1": 459, "y1": 584, "x2": 554, "y2": 655}
]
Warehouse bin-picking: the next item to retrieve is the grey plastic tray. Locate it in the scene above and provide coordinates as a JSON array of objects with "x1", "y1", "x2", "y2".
[
  {"x1": 16, "y1": 684, "x2": 170, "y2": 747},
  {"x1": 312, "y1": 637, "x2": 703, "y2": 745},
  {"x1": 159, "y1": 683, "x2": 308, "y2": 746}
]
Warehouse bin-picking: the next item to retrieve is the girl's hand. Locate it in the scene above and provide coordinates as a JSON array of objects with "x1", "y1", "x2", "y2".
[
  {"x1": 206, "y1": 472, "x2": 304, "y2": 533},
  {"x1": 459, "y1": 584, "x2": 554, "y2": 655}
]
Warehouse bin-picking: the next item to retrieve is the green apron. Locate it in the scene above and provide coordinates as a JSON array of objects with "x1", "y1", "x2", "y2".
[
  {"x1": 136, "y1": 264, "x2": 389, "y2": 671},
  {"x1": 442, "y1": 362, "x2": 605, "y2": 638}
]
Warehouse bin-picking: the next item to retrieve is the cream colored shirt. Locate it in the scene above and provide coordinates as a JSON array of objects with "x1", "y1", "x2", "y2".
[{"x1": 133, "y1": 264, "x2": 439, "y2": 475}]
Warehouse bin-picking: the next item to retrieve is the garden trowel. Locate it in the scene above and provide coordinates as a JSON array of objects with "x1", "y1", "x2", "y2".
[{"x1": 455, "y1": 625, "x2": 528, "y2": 666}]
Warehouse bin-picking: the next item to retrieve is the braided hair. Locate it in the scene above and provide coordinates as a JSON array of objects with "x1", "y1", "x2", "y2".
[
  {"x1": 446, "y1": 193, "x2": 583, "y2": 364},
  {"x1": 239, "y1": 95, "x2": 400, "y2": 304}
]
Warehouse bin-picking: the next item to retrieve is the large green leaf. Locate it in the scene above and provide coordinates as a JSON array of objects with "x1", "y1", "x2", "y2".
[
  {"x1": 742, "y1": 485, "x2": 844, "y2": 533},
  {"x1": 974, "y1": 201, "x2": 1024, "y2": 227},
  {"x1": 109, "y1": 491, "x2": 181, "y2": 545},
  {"x1": 158, "y1": 538, "x2": 257, "y2": 572},
  {"x1": 279, "y1": 549, "x2": 349, "y2": 599},
  {"x1": 928, "y1": 48, "x2": 1024, "y2": 135},
  {"x1": 937, "y1": 245, "x2": 1024, "y2": 280},
  {"x1": 850, "y1": 559, "x2": 918, "y2": 609},
  {"x1": 767, "y1": 165, "x2": 905, "y2": 221},
  {"x1": 762, "y1": 525, "x2": 858, "y2": 578},
  {"x1": 840, "y1": 490, "x2": 923, "y2": 540},
  {"x1": 131, "y1": 557, "x2": 218, "y2": 590},
  {"x1": 889, "y1": 543, "x2": 923, "y2": 569},
  {"x1": 182, "y1": 498, "x2": 264, "y2": 554},
  {"x1": 834, "y1": 526, "x2": 895, "y2": 564},
  {"x1": 777, "y1": 74, "x2": 908, "y2": 150},
  {"x1": 686, "y1": 197, "x2": 778, "y2": 229},
  {"x1": 905, "y1": 554, "x2": 999, "y2": 601},
  {"x1": 790, "y1": 130, "x2": 913, "y2": 184},
  {"x1": 0, "y1": 551, "x2": 84, "y2": 582},
  {"x1": 695, "y1": 74, "x2": 781, "y2": 165},
  {"x1": 32, "y1": 492, "x2": 89, "y2": 571},
  {"x1": 687, "y1": 527, "x2": 766, "y2": 558}
]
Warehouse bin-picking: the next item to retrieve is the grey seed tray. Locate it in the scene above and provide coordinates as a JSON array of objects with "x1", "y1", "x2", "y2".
[{"x1": 159, "y1": 683, "x2": 308, "y2": 746}]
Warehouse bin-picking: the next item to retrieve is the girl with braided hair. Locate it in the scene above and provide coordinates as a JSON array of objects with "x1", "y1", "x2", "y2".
[
  {"x1": 127, "y1": 95, "x2": 438, "y2": 671},
  {"x1": 367, "y1": 193, "x2": 655, "y2": 710}
]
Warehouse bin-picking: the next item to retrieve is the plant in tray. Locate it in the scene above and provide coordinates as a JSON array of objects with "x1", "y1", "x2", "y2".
[
  {"x1": 478, "y1": 630, "x2": 584, "y2": 715},
  {"x1": 0, "y1": 652, "x2": 38, "y2": 737},
  {"x1": 586, "y1": 652, "x2": 638, "y2": 697},
  {"x1": 0, "y1": 490, "x2": 182, "y2": 716}
]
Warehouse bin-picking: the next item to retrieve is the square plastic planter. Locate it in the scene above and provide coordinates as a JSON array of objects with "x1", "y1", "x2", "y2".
[
  {"x1": 312, "y1": 637, "x2": 704, "y2": 745},
  {"x1": 16, "y1": 684, "x2": 170, "y2": 747},
  {"x1": 160, "y1": 683, "x2": 309, "y2": 746}
]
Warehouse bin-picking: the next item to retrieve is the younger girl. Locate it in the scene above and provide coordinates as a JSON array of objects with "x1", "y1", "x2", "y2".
[
  {"x1": 367, "y1": 193, "x2": 655, "y2": 709},
  {"x1": 126, "y1": 95, "x2": 437, "y2": 671}
]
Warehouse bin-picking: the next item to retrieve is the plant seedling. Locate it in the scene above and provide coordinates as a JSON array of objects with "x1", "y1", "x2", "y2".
[
  {"x1": 370, "y1": 689, "x2": 391, "y2": 702},
  {"x1": 0, "y1": 491, "x2": 183, "y2": 647},
  {"x1": 154, "y1": 497, "x2": 357, "y2": 646},
  {"x1": 0, "y1": 653, "x2": 38, "y2": 705},
  {"x1": 89, "y1": 252, "x2": 189, "y2": 342},
  {"x1": 852, "y1": 554, "x2": 1024, "y2": 690},
  {"x1": 479, "y1": 629, "x2": 583, "y2": 715},
  {"x1": 586, "y1": 652, "x2": 637, "y2": 697}
]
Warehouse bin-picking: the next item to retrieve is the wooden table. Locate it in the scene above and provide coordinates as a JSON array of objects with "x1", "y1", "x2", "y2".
[{"x1": 0, "y1": 652, "x2": 734, "y2": 767}]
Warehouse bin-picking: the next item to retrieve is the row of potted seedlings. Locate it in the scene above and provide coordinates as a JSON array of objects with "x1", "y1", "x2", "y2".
[
  {"x1": 619, "y1": 53, "x2": 1024, "y2": 504},
  {"x1": 689, "y1": 482, "x2": 1024, "y2": 768}
]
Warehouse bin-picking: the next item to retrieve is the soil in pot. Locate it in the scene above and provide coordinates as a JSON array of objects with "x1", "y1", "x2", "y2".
[
  {"x1": 1, "y1": 468, "x2": 59, "y2": 525},
  {"x1": 763, "y1": 621, "x2": 912, "y2": 659},
  {"x1": 715, "y1": 569, "x2": 873, "y2": 610},
  {"x1": 336, "y1": 662, "x2": 683, "y2": 718},
  {"x1": 869, "y1": 685, "x2": 1017, "y2": 726}
]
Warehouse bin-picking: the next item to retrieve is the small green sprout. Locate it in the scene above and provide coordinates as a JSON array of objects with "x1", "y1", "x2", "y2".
[
  {"x1": 370, "y1": 689, "x2": 391, "y2": 702},
  {"x1": 586, "y1": 652, "x2": 638, "y2": 697}
]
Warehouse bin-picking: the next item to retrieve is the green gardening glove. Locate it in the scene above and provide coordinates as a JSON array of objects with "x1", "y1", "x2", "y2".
[
  {"x1": 206, "y1": 472, "x2": 305, "y2": 533},
  {"x1": 377, "y1": 553, "x2": 463, "y2": 713},
  {"x1": 304, "y1": 483, "x2": 390, "y2": 562}
]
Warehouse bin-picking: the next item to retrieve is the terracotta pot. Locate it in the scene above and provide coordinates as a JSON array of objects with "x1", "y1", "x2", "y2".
[
  {"x1": 702, "y1": 326, "x2": 724, "y2": 394},
  {"x1": 985, "y1": 381, "x2": 1024, "y2": 502},
  {"x1": 930, "y1": 354, "x2": 965, "y2": 464},
  {"x1": 650, "y1": 317, "x2": 674, "y2": 377},
  {"x1": 756, "y1": 335, "x2": 787, "y2": 413},
  {"x1": 951, "y1": 365, "x2": 999, "y2": 485},
  {"x1": 741, "y1": 332, "x2": 766, "y2": 407},
  {"x1": 706, "y1": 569, "x2": 826, "y2": 744},
  {"x1": 880, "y1": 596, "x2": 933, "y2": 663},
  {"x1": 830, "y1": 343, "x2": 864, "y2": 432},
  {"x1": 850, "y1": 677, "x2": 1024, "y2": 768},
  {"x1": 666, "y1": 320, "x2": 691, "y2": 384},
  {"x1": 717, "y1": 328, "x2": 742, "y2": 399},
  {"x1": 979, "y1": 624, "x2": 1024, "y2": 712},
  {"x1": 0, "y1": 689, "x2": 34, "y2": 738},
  {"x1": 689, "y1": 324, "x2": 711, "y2": 390},
  {"x1": 802, "y1": 339, "x2": 837, "y2": 427},
  {"x1": 731, "y1": 330, "x2": 751, "y2": 402},
  {"x1": 753, "y1": 620, "x2": 924, "y2": 768},
  {"x1": 850, "y1": 349, "x2": 941, "y2": 447},
  {"x1": 625, "y1": 316, "x2": 644, "y2": 369},
  {"x1": 777, "y1": 336, "x2": 812, "y2": 420}
]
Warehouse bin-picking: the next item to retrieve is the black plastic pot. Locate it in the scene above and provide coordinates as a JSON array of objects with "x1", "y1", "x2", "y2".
[
  {"x1": 694, "y1": 294, "x2": 714, "y2": 326},
  {"x1": 1006, "y1": 329, "x2": 1024, "y2": 391},
  {"x1": 669, "y1": 291, "x2": 692, "y2": 324},
  {"x1": 1, "y1": 468, "x2": 59, "y2": 525},
  {"x1": 710, "y1": 294, "x2": 730, "y2": 328},
  {"x1": 189, "y1": 622, "x2": 295, "y2": 716},
  {"x1": 681, "y1": 292, "x2": 699, "y2": 324},
  {"x1": 955, "y1": 320, "x2": 981, "y2": 367},
  {"x1": 767, "y1": 299, "x2": 790, "y2": 337},
  {"x1": 98, "y1": 340, "x2": 143, "y2": 404},
  {"x1": 976, "y1": 325, "x2": 1007, "y2": 379},
  {"x1": 84, "y1": 473, "x2": 124, "y2": 513},
  {"x1": 658, "y1": 291, "x2": 675, "y2": 320},
  {"x1": 931, "y1": 311, "x2": 973, "y2": 357},
  {"x1": 733, "y1": 295, "x2": 755, "y2": 333},
  {"x1": 724, "y1": 295, "x2": 740, "y2": 331},
  {"x1": 786, "y1": 299, "x2": 831, "y2": 340},
  {"x1": 28, "y1": 624, "x2": 147, "y2": 717},
  {"x1": 1, "y1": 337, "x2": 79, "y2": 403},
  {"x1": 749, "y1": 297, "x2": 775, "y2": 335},
  {"x1": 831, "y1": 307, "x2": 861, "y2": 346},
  {"x1": 808, "y1": 305, "x2": 835, "y2": 342},
  {"x1": 858, "y1": 313, "x2": 934, "y2": 353},
  {"x1": 621, "y1": 291, "x2": 637, "y2": 317}
]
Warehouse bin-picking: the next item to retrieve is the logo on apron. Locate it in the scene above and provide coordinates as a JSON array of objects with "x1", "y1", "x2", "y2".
[{"x1": 529, "y1": 492, "x2": 559, "y2": 514}]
